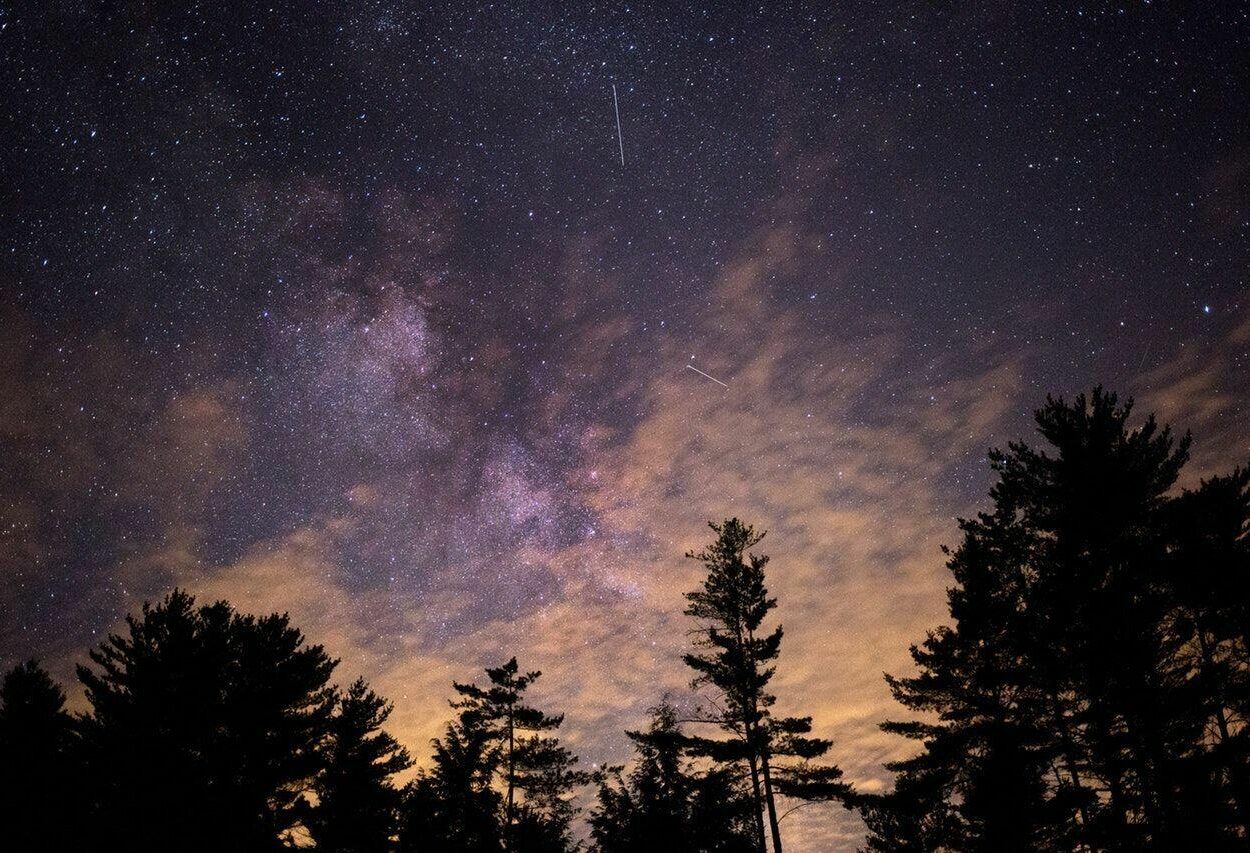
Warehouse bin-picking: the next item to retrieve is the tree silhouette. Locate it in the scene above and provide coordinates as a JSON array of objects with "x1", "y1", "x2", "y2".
[
  {"x1": 855, "y1": 767, "x2": 961, "y2": 853},
  {"x1": 592, "y1": 703, "x2": 690, "y2": 850},
  {"x1": 4, "y1": 385, "x2": 1248, "y2": 850},
  {"x1": 1164, "y1": 466, "x2": 1250, "y2": 836},
  {"x1": 451, "y1": 657, "x2": 589, "y2": 851},
  {"x1": 0, "y1": 660, "x2": 80, "y2": 852},
  {"x1": 682, "y1": 519, "x2": 849, "y2": 853},
  {"x1": 590, "y1": 702, "x2": 756, "y2": 853},
  {"x1": 306, "y1": 677, "x2": 412, "y2": 852},
  {"x1": 508, "y1": 734, "x2": 586, "y2": 852},
  {"x1": 868, "y1": 389, "x2": 1250, "y2": 850},
  {"x1": 400, "y1": 714, "x2": 504, "y2": 852},
  {"x1": 76, "y1": 589, "x2": 338, "y2": 851},
  {"x1": 877, "y1": 496, "x2": 1069, "y2": 851}
]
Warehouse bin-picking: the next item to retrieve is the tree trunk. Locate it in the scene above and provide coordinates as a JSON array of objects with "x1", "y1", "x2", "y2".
[
  {"x1": 1198, "y1": 623, "x2": 1250, "y2": 832},
  {"x1": 505, "y1": 708, "x2": 515, "y2": 850},
  {"x1": 1049, "y1": 690, "x2": 1093, "y2": 834},
  {"x1": 737, "y1": 615, "x2": 768, "y2": 852},
  {"x1": 746, "y1": 751, "x2": 768, "y2": 852},
  {"x1": 760, "y1": 754, "x2": 784, "y2": 853}
]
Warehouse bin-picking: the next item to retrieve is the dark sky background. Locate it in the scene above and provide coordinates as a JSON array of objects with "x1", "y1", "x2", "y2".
[{"x1": 2, "y1": 3, "x2": 1248, "y2": 848}]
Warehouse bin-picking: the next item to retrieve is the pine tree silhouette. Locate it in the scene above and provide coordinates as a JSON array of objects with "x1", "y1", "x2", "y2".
[
  {"x1": 451, "y1": 658, "x2": 589, "y2": 852},
  {"x1": 590, "y1": 702, "x2": 756, "y2": 852},
  {"x1": 1163, "y1": 466, "x2": 1250, "y2": 839},
  {"x1": 0, "y1": 660, "x2": 80, "y2": 852},
  {"x1": 856, "y1": 767, "x2": 961, "y2": 853},
  {"x1": 76, "y1": 589, "x2": 338, "y2": 851},
  {"x1": 307, "y1": 677, "x2": 412, "y2": 852},
  {"x1": 682, "y1": 519, "x2": 850, "y2": 853},
  {"x1": 400, "y1": 715, "x2": 504, "y2": 852},
  {"x1": 403, "y1": 658, "x2": 587, "y2": 852},
  {"x1": 868, "y1": 389, "x2": 1250, "y2": 850}
]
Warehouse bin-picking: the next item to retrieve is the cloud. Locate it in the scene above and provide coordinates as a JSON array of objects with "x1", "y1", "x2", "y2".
[
  {"x1": 542, "y1": 221, "x2": 1034, "y2": 846},
  {"x1": 1138, "y1": 308, "x2": 1250, "y2": 480},
  {"x1": 6, "y1": 182, "x2": 1248, "y2": 851}
]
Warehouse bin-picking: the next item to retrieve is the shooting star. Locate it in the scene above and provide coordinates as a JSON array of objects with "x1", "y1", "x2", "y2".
[
  {"x1": 686, "y1": 364, "x2": 728, "y2": 388},
  {"x1": 612, "y1": 84, "x2": 625, "y2": 166}
]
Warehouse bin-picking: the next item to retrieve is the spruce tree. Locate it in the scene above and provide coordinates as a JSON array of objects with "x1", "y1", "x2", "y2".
[
  {"x1": 0, "y1": 660, "x2": 79, "y2": 852},
  {"x1": 682, "y1": 519, "x2": 849, "y2": 853},
  {"x1": 590, "y1": 703, "x2": 756, "y2": 853},
  {"x1": 308, "y1": 677, "x2": 412, "y2": 852}
]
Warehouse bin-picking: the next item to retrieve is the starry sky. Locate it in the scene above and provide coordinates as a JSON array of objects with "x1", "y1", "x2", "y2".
[{"x1": 1, "y1": 3, "x2": 1248, "y2": 849}]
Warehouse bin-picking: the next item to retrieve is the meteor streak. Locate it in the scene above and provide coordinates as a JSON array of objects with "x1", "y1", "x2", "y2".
[
  {"x1": 685, "y1": 364, "x2": 728, "y2": 387},
  {"x1": 612, "y1": 84, "x2": 625, "y2": 166}
]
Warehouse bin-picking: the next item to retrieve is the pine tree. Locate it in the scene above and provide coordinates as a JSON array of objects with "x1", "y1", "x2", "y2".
[
  {"x1": 77, "y1": 589, "x2": 338, "y2": 851},
  {"x1": 688, "y1": 766, "x2": 763, "y2": 853},
  {"x1": 879, "y1": 510, "x2": 1068, "y2": 851},
  {"x1": 867, "y1": 389, "x2": 1248, "y2": 850},
  {"x1": 855, "y1": 766, "x2": 962, "y2": 853},
  {"x1": 591, "y1": 704, "x2": 690, "y2": 851},
  {"x1": 682, "y1": 519, "x2": 849, "y2": 853},
  {"x1": 0, "y1": 660, "x2": 80, "y2": 852},
  {"x1": 1019, "y1": 390, "x2": 1199, "y2": 846},
  {"x1": 450, "y1": 658, "x2": 589, "y2": 851},
  {"x1": 1163, "y1": 466, "x2": 1250, "y2": 837},
  {"x1": 510, "y1": 736, "x2": 585, "y2": 852},
  {"x1": 400, "y1": 715, "x2": 504, "y2": 852},
  {"x1": 307, "y1": 677, "x2": 412, "y2": 852},
  {"x1": 590, "y1": 703, "x2": 756, "y2": 853}
]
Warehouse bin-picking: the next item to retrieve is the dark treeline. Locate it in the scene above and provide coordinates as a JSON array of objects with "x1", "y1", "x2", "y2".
[
  {"x1": 1, "y1": 388, "x2": 1248, "y2": 852},
  {"x1": 0, "y1": 520, "x2": 845, "y2": 852},
  {"x1": 860, "y1": 389, "x2": 1250, "y2": 851}
]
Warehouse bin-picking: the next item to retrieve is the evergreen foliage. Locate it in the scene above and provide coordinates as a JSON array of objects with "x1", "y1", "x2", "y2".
[
  {"x1": 400, "y1": 657, "x2": 588, "y2": 852},
  {"x1": 682, "y1": 518, "x2": 850, "y2": 852},
  {"x1": 76, "y1": 589, "x2": 339, "y2": 851},
  {"x1": 867, "y1": 389, "x2": 1250, "y2": 851},
  {"x1": 589, "y1": 702, "x2": 757, "y2": 852},
  {"x1": 0, "y1": 660, "x2": 79, "y2": 852},
  {"x1": 307, "y1": 677, "x2": 413, "y2": 852},
  {"x1": 400, "y1": 716, "x2": 504, "y2": 852}
]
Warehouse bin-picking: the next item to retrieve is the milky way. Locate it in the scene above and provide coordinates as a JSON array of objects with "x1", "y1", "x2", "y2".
[{"x1": 2, "y1": 4, "x2": 1248, "y2": 848}]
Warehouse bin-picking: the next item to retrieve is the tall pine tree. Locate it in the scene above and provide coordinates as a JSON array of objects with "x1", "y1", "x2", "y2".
[
  {"x1": 682, "y1": 519, "x2": 849, "y2": 853},
  {"x1": 449, "y1": 658, "x2": 589, "y2": 851},
  {"x1": 868, "y1": 389, "x2": 1250, "y2": 851}
]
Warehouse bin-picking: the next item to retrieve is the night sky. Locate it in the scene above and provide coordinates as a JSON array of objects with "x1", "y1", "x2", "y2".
[{"x1": 2, "y1": 3, "x2": 1248, "y2": 848}]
